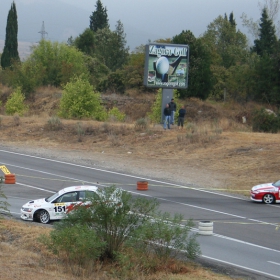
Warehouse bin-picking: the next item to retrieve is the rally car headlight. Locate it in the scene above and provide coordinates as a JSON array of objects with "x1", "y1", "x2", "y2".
[{"x1": 21, "y1": 207, "x2": 33, "y2": 212}]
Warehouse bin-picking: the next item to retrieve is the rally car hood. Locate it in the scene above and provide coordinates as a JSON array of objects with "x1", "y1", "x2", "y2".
[
  {"x1": 23, "y1": 198, "x2": 46, "y2": 208},
  {"x1": 251, "y1": 183, "x2": 276, "y2": 192}
]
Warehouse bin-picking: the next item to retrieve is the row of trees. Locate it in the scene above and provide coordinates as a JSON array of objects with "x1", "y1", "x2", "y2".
[{"x1": 1, "y1": 0, "x2": 280, "y2": 106}]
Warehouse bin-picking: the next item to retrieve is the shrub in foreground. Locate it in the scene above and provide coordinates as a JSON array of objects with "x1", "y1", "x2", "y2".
[{"x1": 41, "y1": 186, "x2": 200, "y2": 273}]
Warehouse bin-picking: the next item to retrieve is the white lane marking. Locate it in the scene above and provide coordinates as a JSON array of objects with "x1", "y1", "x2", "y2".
[
  {"x1": 249, "y1": 218, "x2": 279, "y2": 227},
  {"x1": 202, "y1": 255, "x2": 280, "y2": 279},
  {"x1": 268, "y1": 261, "x2": 280, "y2": 266},
  {"x1": 6, "y1": 195, "x2": 34, "y2": 200},
  {"x1": 17, "y1": 182, "x2": 56, "y2": 193},
  {"x1": 136, "y1": 194, "x2": 247, "y2": 219},
  {"x1": 211, "y1": 233, "x2": 280, "y2": 253},
  {"x1": 0, "y1": 149, "x2": 248, "y2": 200},
  {"x1": 1, "y1": 163, "x2": 92, "y2": 184}
]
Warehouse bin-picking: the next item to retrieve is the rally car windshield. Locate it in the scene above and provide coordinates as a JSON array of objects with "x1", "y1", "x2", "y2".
[
  {"x1": 272, "y1": 180, "x2": 280, "y2": 187},
  {"x1": 45, "y1": 192, "x2": 60, "y2": 202}
]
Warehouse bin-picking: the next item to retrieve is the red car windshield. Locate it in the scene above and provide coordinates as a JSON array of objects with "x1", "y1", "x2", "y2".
[{"x1": 272, "y1": 180, "x2": 280, "y2": 187}]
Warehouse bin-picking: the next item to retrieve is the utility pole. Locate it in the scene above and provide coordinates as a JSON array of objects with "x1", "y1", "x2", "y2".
[{"x1": 38, "y1": 21, "x2": 48, "y2": 40}]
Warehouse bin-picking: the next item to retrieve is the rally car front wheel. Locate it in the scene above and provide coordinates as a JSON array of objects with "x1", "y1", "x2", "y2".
[
  {"x1": 37, "y1": 210, "x2": 50, "y2": 224},
  {"x1": 262, "y1": 194, "x2": 275, "y2": 204}
]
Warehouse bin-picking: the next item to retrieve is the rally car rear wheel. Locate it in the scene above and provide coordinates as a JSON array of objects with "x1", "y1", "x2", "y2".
[
  {"x1": 262, "y1": 194, "x2": 275, "y2": 204},
  {"x1": 38, "y1": 210, "x2": 50, "y2": 224}
]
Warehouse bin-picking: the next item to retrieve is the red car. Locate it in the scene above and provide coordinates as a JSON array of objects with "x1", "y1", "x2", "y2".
[{"x1": 251, "y1": 180, "x2": 280, "y2": 204}]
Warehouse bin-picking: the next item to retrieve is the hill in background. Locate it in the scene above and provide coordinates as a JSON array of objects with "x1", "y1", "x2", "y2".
[{"x1": 0, "y1": 40, "x2": 33, "y2": 60}]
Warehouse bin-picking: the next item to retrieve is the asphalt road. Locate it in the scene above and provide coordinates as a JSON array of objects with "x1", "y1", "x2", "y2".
[{"x1": 0, "y1": 148, "x2": 279, "y2": 279}]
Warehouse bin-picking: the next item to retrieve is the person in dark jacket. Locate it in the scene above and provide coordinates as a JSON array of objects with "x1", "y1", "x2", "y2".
[
  {"x1": 163, "y1": 103, "x2": 171, "y2": 130},
  {"x1": 177, "y1": 105, "x2": 186, "y2": 129},
  {"x1": 169, "y1": 98, "x2": 177, "y2": 125}
]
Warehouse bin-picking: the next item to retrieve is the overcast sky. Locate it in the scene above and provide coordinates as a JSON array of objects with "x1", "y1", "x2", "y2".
[
  {"x1": 60, "y1": 0, "x2": 262, "y2": 41},
  {"x1": 0, "y1": 0, "x2": 272, "y2": 50}
]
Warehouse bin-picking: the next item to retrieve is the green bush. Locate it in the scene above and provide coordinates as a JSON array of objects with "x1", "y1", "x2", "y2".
[
  {"x1": 5, "y1": 60, "x2": 41, "y2": 98},
  {"x1": 58, "y1": 76, "x2": 107, "y2": 120},
  {"x1": 128, "y1": 212, "x2": 200, "y2": 261},
  {"x1": 41, "y1": 224, "x2": 106, "y2": 266},
  {"x1": 42, "y1": 186, "x2": 200, "y2": 265},
  {"x1": 252, "y1": 108, "x2": 280, "y2": 133},
  {"x1": 5, "y1": 87, "x2": 28, "y2": 116},
  {"x1": 108, "y1": 107, "x2": 126, "y2": 122}
]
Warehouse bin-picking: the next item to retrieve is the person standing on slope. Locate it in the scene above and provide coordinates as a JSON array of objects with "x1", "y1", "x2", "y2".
[
  {"x1": 177, "y1": 105, "x2": 186, "y2": 129},
  {"x1": 169, "y1": 98, "x2": 177, "y2": 125},
  {"x1": 163, "y1": 103, "x2": 171, "y2": 130}
]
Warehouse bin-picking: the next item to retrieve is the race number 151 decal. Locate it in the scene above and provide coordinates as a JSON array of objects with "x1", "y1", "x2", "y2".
[{"x1": 54, "y1": 205, "x2": 66, "y2": 213}]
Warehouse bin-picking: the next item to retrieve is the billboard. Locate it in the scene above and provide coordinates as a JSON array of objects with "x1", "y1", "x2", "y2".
[{"x1": 143, "y1": 43, "x2": 189, "y2": 89}]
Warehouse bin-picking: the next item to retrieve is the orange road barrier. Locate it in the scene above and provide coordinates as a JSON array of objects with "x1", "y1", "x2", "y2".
[
  {"x1": 5, "y1": 174, "x2": 16, "y2": 184},
  {"x1": 137, "y1": 181, "x2": 148, "y2": 191}
]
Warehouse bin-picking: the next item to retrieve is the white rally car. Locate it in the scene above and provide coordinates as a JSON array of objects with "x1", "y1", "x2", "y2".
[{"x1": 21, "y1": 185, "x2": 98, "y2": 224}]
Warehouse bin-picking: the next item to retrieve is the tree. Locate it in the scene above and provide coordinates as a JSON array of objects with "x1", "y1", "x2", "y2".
[
  {"x1": 121, "y1": 44, "x2": 146, "y2": 90},
  {"x1": 253, "y1": 8, "x2": 277, "y2": 56},
  {"x1": 229, "y1": 12, "x2": 237, "y2": 28},
  {"x1": 95, "y1": 21, "x2": 129, "y2": 72},
  {"x1": 172, "y1": 30, "x2": 213, "y2": 99},
  {"x1": 1, "y1": 1, "x2": 19, "y2": 69},
  {"x1": 89, "y1": 0, "x2": 109, "y2": 32},
  {"x1": 74, "y1": 28, "x2": 96, "y2": 56},
  {"x1": 27, "y1": 40, "x2": 89, "y2": 87},
  {"x1": 250, "y1": 8, "x2": 280, "y2": 104},
  {"x1": 252, "y1": 51, "x2": 280, "y2": 103},
  {"x1": 113, "y1": 20, "x2": 129, "y2": 69},
  {"x1": 203, "y1": 14, "x2": 248, "y2": 68},
  {"x1": 202, "y1": 14, "x2": 249, "y2": 100}
]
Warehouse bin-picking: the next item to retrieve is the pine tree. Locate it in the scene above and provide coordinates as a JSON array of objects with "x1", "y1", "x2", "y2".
[
  {"x1": 89, "y1": 0, "x2": 109, "y2": 32},
  {"x1": 253, "y1": 8, "x2": 277, "y2": 56},
  {"x1": 113, "y1": 20, "x2": 129, "y2": 69},
  {"x1": 1, "y1": 1, "x2": 19, "y2": 69},
  {"x1": 229, "y1": 12, "x2": 236, "y2": 28}
]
